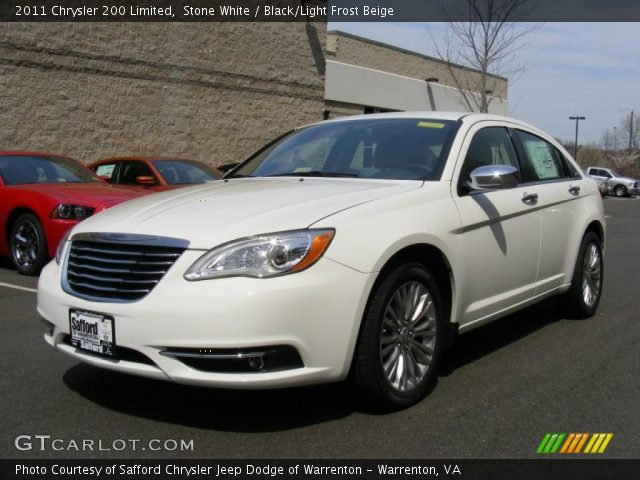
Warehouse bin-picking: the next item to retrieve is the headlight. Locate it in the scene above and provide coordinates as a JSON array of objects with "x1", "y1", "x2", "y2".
[
  {"x1": 51, "y1": 204, "x2": 95, "y2": 220},
  {"x1": 55, "y1": 229, "x2": 72, "y2": 265},
  {"x1": 184, "y1": 229, "x2": 335, "y2": 280}
]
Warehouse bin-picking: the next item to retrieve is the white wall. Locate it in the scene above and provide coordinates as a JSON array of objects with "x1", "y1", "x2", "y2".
[{"x1": 325, "y1": 60, "x2": 508, "y2": 115}]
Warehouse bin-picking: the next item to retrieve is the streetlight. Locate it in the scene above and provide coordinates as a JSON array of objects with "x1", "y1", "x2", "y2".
[
  {"x1": 613, "y1": 126, "x2": 617, "y2": 152},
  {"x1": 569, "y1": 116, "x2": 586, "y2": 160}
]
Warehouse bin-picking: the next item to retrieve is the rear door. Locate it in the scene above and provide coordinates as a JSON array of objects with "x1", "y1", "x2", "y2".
[
  {"x1": 452, "y1": 123, "x2": 541, "y2": 327},
  {"x1": 511, "y1": 129, "x2": 589, "y2": 293}
]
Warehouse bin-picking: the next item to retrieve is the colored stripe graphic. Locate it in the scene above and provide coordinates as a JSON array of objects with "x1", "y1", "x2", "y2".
[
  {"x1": 560, "y1": 434, "x2": 575, "y2": 453},
  {"x1": 537, "y1": 433, "x2": 613, "y2": 454},
  {"x1": 574, "y1": 433, "x2": 589, "y2": 453},
  {"x1": 537, "y1": 433, "x2": 565, "y2": 454},
  {"x1": 536, "y1": 434, "x2": 552, "y2": 454},
  {"x1": 550, "y1": 434, "x2": 565, "y2": 453}
]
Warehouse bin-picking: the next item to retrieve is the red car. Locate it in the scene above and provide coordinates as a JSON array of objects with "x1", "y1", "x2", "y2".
[
  {"x1": 89, "y1": 157, "x2": 222, "y2": 192},
  {"x1": 0, "y1": 151, "x2": 147, "y2": 275}
]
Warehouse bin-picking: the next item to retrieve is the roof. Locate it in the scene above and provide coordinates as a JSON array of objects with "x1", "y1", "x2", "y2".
[
  {"x1": 0, "y1": 150, "x2": 77, "y2": 160},
  {"x1": 303, "y1": 111, "x2": 540, "y2": 132},
  {"x1": 327, "y1": 30, "x2": 508, "y2": 82},
  {"x1": 93, "y1": 156, "x2": 193, "y2": 162}
]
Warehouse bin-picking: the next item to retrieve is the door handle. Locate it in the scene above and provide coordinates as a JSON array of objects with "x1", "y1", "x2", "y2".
[
  {"x1": 569, "y1": 185, "x2": 581, "y2": 195},
  {"x1": 521, "y1": 192, "x2": 538, "y2": 204}
]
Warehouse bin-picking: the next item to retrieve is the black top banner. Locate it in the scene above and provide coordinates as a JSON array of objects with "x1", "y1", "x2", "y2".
[{"x1": 1, "y1": 0, "x2": 639, "y2": 22}]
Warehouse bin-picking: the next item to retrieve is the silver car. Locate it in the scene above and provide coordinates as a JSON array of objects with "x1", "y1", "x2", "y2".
[{"x1": 586, "y1": 166, "x2": 639, "y2": 197}]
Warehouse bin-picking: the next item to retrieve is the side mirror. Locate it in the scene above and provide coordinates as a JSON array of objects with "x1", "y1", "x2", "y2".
[
  {"x1": 468, "y1": 165, "x2": 519, "y2": 191},
  {"x1": 98, "y1": 175, "x2": 111, "y2": 183},
  {"x1": 135, "y1": 175, "x2": 156, "y2": 186}
]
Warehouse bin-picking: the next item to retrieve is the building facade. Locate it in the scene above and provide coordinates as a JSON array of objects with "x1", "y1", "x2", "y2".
[
  {"x1": 325, "y1": 31, "x2": 508, "y2": 117},
  {"x1": 0, "y1": 23, "x2": 508, "y2": 166}
]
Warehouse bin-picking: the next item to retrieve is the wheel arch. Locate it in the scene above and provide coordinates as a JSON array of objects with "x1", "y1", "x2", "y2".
[
  {"x1": 5, "y1": 207, "x2": 40, "y2": 244},
  {"x1": 373, "y1": 244, "x2": 455, "y2": 328},
  {"x1": 584, "y1": 219, "x2": 605, "y2": 251},
  {"x1": 347, "y1": 242, "x2": 457, "y2": 383}
]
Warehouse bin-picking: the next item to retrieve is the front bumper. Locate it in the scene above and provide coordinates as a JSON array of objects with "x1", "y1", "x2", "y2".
[{"x1": 37, "y1": 251, "x2": 375, "y2": 388}]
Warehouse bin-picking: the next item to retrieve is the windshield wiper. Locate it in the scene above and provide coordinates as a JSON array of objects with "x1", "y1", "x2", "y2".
[
  {"x1": 223, "y1": 173, "x2": 249, "y2": 179},
  {"x1": 267, "y1": 171, "x2": 359, "y2": 178}
]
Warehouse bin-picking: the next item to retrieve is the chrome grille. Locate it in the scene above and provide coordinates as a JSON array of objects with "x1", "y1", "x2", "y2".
[{"x1": 63, "y1": 234, "x2": 187, "y2": 302}]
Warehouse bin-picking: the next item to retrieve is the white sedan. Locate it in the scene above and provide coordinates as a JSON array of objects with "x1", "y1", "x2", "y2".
[{"x1": 38, "y1": 112, "x2": 605, "y2": 410}]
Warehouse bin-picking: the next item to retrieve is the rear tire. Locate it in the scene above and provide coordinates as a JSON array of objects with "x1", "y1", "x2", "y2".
[
  {"x1": 557, "y1": 231, "x2": 603, "y2": 319},
  {"x1": 9, "y1": 213, "x2": 48, "y2": 276},
  {"x1": 354, "y1": 262, "x2": 445, "y2": 411}
]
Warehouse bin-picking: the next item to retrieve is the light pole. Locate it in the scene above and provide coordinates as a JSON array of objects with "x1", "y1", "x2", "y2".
[
  {"x1": 569, "y1": 116, "x2": 586, "y2": 160},
  {"x1": 613, "y1": 126, "x2": 617, "y2": 152}
]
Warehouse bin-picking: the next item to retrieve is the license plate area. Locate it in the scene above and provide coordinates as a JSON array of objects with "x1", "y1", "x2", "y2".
[{"x1": 69, "y1": 309, "x2": 116, "y2": 358}]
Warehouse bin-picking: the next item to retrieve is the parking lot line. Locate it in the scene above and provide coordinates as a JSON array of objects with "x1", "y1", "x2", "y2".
[{"x1": 0, "y1": 282, "x2": 37, "y2": 293}]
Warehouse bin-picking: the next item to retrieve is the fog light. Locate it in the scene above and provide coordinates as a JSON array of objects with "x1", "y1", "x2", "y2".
[{"x1": 248, "y1": 356, "x2": 265, "y2": 371}]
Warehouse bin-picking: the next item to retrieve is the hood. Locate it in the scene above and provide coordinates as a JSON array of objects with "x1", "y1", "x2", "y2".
[
  {"x1": 617, "y1": 176, "x2": 639, "y2": 184},
  {"x1": 73, "y1": 177, "x2": 422, "y2": 249},
  {"x1": 10, "y1": 183, "x2": 147, "y2": 210}
]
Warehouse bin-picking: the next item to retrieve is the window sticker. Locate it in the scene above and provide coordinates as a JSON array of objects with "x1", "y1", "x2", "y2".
[
  {"x1": 417, "y1": 121, "x2": 445, "y2": 129},
  {"x1": 523, "y1": 140, "x2": 559, "y2": 179},
  {"x1": 96, "y1": 164, "x2": 115, "y2": 178}
]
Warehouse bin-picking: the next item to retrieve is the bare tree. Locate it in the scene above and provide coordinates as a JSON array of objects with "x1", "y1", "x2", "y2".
[
  {"x1": 601, "y1": 128, "x2": 615, "y2": 153},
  {"x1": 617, "y1": 111, "x2": 639, "y2": 151},
  {"x1": 430, "y1": 0, "x2": 541, "y2": 113}
]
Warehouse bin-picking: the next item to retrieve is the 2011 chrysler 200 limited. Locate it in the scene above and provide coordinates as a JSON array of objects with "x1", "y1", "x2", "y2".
[{"x1": 38, "y1": 113, "x2": 605, "y2": 409}]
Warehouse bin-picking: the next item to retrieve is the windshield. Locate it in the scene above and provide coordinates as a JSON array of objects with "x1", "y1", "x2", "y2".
[
  {"x1": 232, "y1": 118, "x2": 459, "y2": 181},
  {"x1": 0, "y1": 155, "x2": 100, "y2": 185},
  {"x1": 152, "y1": 159, "x2": 221, "y2": 184}
]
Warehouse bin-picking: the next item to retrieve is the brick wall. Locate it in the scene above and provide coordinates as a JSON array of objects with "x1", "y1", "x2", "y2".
[{"x1": 0, "y1": 22, "x2": 327, "y2": 165}]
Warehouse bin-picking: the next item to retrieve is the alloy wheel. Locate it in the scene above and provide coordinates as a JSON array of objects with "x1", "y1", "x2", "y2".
[
  {"x1": 380, "y1": 281, "x2": 437, "y2": 393},
  {"x1": 581, "y1": 243, "x2": 602, "y2": 308},
  {"x1": 12, "y1": 221, "x2": 40, "y2": 270}
]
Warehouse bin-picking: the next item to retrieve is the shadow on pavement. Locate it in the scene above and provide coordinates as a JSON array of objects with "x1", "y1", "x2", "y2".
[
  {"x1": 0, "y1": 257, "x2": 15, "y2": 270},
  {"x1": 63, "y1": 299, "x2": 565, "y2": 431},
  {"x1": 439, "y1": 298, "x2": 563, "y2": 377}
]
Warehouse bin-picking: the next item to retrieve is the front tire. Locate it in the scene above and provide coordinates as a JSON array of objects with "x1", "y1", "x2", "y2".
[
  {"x1": 354, "y1": 262, "x2": 445, "y2": 410},
  {"x1": 558, "y1": 231, "x2": 603, "y2": 319},
  {"x1": 614, "y1": 185, "x2": 627, "y2": 197},
  {"x1": 9, "y1": 213, "x2": 48, "y2": 276}
]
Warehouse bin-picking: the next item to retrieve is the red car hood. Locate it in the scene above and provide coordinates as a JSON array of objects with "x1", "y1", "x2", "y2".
[{"x1": 10, "y1": 183, "x2": 148, "y2": 211}]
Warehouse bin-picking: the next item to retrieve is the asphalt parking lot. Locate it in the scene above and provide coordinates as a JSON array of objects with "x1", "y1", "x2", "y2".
[{"x1": 1, "y1": 198, "x2": 638, "y2": 460}]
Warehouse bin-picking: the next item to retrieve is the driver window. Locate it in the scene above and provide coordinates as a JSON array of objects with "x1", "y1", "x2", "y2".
[
  {"x1": 459, "y1": 127, "x2": 519, "y2": 191},
  {"x1": 118, "y1": 161, "x2": 155, "y2": 185}
]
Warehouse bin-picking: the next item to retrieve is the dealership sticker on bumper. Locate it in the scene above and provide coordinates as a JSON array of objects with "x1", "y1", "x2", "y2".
[{"x1": 69, "y1": 309, "x2": 115, "y2": 357}]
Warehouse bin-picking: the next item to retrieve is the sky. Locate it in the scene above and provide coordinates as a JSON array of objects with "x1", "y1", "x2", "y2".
[{"x1": 328, "y1": 22, "x2": 640, "y2": 145}]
